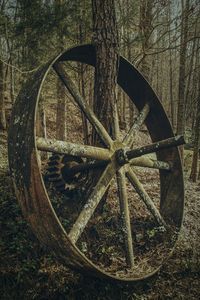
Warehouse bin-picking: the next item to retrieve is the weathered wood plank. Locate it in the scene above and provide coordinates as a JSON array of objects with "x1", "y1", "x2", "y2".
[
  {"x1": 126, "y1": 166, "x2": 167, "y2": 228},
  {"x1": 117, "y1": 168, "x2": 134, "y2": 268},
  {"x1": 68, "y1": 162, "x2": 116, "y2": 243},
  {"x1": 130, "y1": 156, "x2": 171, "y2": 170},
  {"x1": 36, "y1": 137, "x2": 111, "y2": 161}
]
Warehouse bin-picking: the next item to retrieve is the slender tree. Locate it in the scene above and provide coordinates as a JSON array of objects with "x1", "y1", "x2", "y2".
[
  {"x1": 0, "y1": 60, "x2": 6, "y2": 130},
  {"x1": 176, "y1": 0, "x2": 190, "y2": 137},
  {"x1": 190, "y1": 65, "x2": 200, "y2": 182},
  {"x1": 55, "y1": 0, "x2": 66, "y2": 141},
  {"x1": 139, "y1": 0, "x2": 153, "y2": 82}
]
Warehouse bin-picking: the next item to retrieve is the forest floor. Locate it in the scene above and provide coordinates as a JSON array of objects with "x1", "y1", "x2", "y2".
[{"x1": 0, "y1": 130, "x2": 200, "y2": 300}]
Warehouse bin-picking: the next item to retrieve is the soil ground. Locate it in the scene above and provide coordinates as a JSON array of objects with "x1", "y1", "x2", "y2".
[{"x1": 0, "y1": 130, "x2": 200, "y2": 299}]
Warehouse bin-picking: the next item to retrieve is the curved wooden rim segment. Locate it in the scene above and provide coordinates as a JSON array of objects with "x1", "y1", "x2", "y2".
[{"x1": 8, "y1": 44, "x2": 184, "y2": 282}]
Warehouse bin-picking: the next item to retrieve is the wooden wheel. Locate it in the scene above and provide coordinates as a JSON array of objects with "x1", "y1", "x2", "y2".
[{"x1": 8, "y1": 44, "x2": 185, "y2": 282}]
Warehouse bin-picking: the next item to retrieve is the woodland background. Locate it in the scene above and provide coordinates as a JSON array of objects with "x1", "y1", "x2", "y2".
[
  {"x1": 0, "y1": 0, "x2": 200, "y2": 299},
  {"x1": 0, "y1": 0, "x2": 200, "y2": 179}
]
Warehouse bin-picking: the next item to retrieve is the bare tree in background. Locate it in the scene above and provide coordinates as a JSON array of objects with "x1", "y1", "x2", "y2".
[
  {"x1": 176, "y1": 0, "x2": 190, "y2": 137},
  {"x1": 190, "y1": 76, "x2": 200, "y2": 182},
  {"x1": 0, "y1": 60, "x2": 6, "y2": 130},
  {"x1": 55, "y1": 0, "x2": 66, "y2": 141}
]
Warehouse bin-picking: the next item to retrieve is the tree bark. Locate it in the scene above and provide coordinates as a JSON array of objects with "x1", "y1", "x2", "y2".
[
  {"x1": 77, "y1": 2, "x2": 89, "y2": 144},
  {"x1": 176, "y1": 0, "x2": 189, "y2": 136},
  {"x1": 190, "y1": 83, "x2": 200, "y2": 182},
  {"x1": 167, "y1": 1, "x2": 175, "y2": 129},
  {"x1": 55, "y1": 0, "x2": 66, "y2": 141},
  {"x1": 0, "y1": 60, "x2": 6, "y2": 130},
  {"x1": 139, "y1": 0, "x2": 153, "y2": 82},
  {"x1": 89, "y1": 0, "x2": 119, "y2": 210},
  {"x1": 92, "y1": 0, "x2": 119, "y2": 142}
]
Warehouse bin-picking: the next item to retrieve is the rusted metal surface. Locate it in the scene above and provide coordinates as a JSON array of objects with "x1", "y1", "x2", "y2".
[
  {"x1": 46, "y1": 154, "x2": 85, "y2": 193},
  {"x1": 8, "y1": 44, "x2": 184, "y2": 282}
]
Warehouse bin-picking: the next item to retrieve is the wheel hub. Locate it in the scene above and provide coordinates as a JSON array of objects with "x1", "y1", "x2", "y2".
[{"x1": 115, "y1": 148, "x2": 130, "y2": 165}]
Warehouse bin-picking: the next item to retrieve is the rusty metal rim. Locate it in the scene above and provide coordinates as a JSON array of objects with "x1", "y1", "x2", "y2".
[{"x1": 8, "y1": 44, "x2": 184, "y2": 282}]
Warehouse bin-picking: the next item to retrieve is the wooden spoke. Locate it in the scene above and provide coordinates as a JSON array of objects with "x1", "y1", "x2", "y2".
[
  {"x1": 68, "y1": 162, "x2": 116, "y2": 244},
  {"x1": 53, "y1": 62, "x2": 113, "y2": 148},
  {"x1": 125, "y1": 166, "x2": 167, "y2": 228},
  {"x1": 36, "y1": 137, "x2": 111, "y2": 161},
  {"x1": 125, "y1": 135, "x2": 186, "y2": 160},
  {"x1": 116, "y1": 168, "x2": 134, "y2": 268},
  {"x1": 113, "y1": 100, "x2": 120, "y2": 140},
  {"x1": 130, "y1": 156, "x2": 171, "y2": 171},
  {"x1": 123, "y1": 103, "x2": 150, "y2": 147}
]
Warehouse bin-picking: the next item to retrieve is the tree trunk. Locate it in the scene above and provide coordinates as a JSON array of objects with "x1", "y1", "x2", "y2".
[
  {"x1": 118, "y1": 0, "x2": 127, "y2": 129},
  {"x1": 124, "y1": 0, "x2": 134, "y2": 127},
  {"x1": 176, "y1": 0, "x2": 189, "y2": 136},
  {"x1": 77, "y1": 2, "x2": 89, "y2": 144},
  {"x1": 167, "y1": 1, "x2": 175, "y2": 129},
  {"x1": 92, "y1": 0, "x2": 119, "y2": 142},
  {"x1": 56, "y1": 81, "x2": 66, "y2": 140},
  {"x1": 10, "y1": 64, "x2": 15, "y2": 104},
  {"x1": 89, "y1": 0, "x2": 119, "y2": 209},
  {"x1": 185, "y1": 28, "x2": 199, "y2": 126},
  {"x1": 169, "y1": 48, "x2": 175, "y2": 129},
  {"x1": 139, "y1": 0, "x2": 153, "y2": 82},
  {"x1": 0, "y1": 60, "x2": 6, "y2": 130},
  {"x1": 190, "y1": 82, "x2": 200, "y2": 182},
  {"x1": 55, "y1": 0, "x2": 66, "y2": 141}
]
